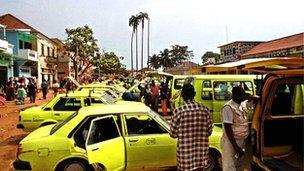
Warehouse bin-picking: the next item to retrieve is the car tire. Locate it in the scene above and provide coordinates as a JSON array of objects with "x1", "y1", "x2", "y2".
[
  {"x1": 205, "y1": 149, "x2": 222, "y2": 171},
  {"x1": 56, "y1": 158, "x2": 93, "y2": 171}
]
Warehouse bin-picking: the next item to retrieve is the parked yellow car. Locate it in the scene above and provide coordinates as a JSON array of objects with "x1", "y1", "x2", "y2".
[
  {"x1": 17, "y1": 92, "x2": 118, "y2": 132},
  {"x1": 14, "y1": 103, "x2": 223, "y2": 171},
  {"x1": 75, "y1": 84, "x2": 123, "y2": 98}
]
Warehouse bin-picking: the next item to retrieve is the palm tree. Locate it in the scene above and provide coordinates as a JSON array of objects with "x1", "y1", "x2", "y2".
[
  {"x1": 129, "y1": 15, "x2": 139, "y2": 75},
  {"x1": 159, "y1": 49, "x2": 173, "y2": 69},
  {"x1": 149, "y1": 54, "x2": 160, "y2": 69},
  {"x1": 138, "y1": 12, "x2": 149, "y2": 71}
]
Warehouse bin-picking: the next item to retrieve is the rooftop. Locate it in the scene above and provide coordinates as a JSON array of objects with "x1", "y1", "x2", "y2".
[{"x1": 242, "y1": 32, "x2": 304, "y2": 57}]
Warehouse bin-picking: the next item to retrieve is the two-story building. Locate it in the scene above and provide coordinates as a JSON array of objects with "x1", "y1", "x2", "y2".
[
  {"x1": 0, "y1": 23, "x2": 15, "y2": 85},
  {"x1": 51, "y1": 38, "x2": 75, "y2": 80},
  {"x1": 218, "y1": 41, "x2": 263, "y2": 63},
  {"x1": 0, "y1": 14, "x2": 58, "y2": 87}
]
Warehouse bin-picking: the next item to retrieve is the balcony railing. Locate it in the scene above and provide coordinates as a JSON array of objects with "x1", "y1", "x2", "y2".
[
  {"x1": 18, "y1": 49, "x2": 38, "y2": 61},
  {"x1": 45, "y1": 56, "x2": 58, "y2": 63},
  {"x1": 0, "y1": 39, "x2": 8, "y2": 51}
]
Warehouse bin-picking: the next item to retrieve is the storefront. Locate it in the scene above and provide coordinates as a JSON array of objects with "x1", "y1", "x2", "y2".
[{"x1": 0, "y1": 52, "x2": 14, "y2": 85}]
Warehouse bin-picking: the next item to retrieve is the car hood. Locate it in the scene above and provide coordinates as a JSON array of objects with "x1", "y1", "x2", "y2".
[
  {"x1": 20, "y1": 105, "x2": 43, "y2": 113},
  {"x1": 21, "y1": 124, "x2": 55, "y2": 143}
]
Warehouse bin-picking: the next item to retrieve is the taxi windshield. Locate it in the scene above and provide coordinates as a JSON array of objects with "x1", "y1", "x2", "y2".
[
  {"x1": 50, "y1": 111, "x2": 78, "y2": 135},
  {"x1": 101, "y1": 93, "x2": 116, "y2": 104}
]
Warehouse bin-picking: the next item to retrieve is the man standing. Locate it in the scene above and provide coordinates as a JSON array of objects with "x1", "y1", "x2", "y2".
[
  {"x1": 221, "y1": 86, "x2": 248, "y2": 171},
  {"x1": 170, "y1": 83, "x2": 212, "y2": 171},
  {"x1": 27, "y1": 80, "x2": 36, "y2": 103},
  {"x1": 41, "y1": 79, "x2": 48, "y2": 99}
]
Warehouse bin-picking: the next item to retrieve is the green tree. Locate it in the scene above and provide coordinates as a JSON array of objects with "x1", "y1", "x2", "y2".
[
  {"x1": 201, "y1": 51, "x2": 220, "y2": 64},
  {"x1": 148, "y1": 44, "x2": 193, "y2": 69},
  {"x1": 148, "y1": 54, "x2": 160, "y2": 69},
  {"x1": 170, "y1": 45, "x2": 194, "y2": 65},
  {"x1": 96, "y1": 52, "x2": 126, "y2": 74},
  {"x1": 65, "y1": 25, "x2": 100, "y2": 81}
]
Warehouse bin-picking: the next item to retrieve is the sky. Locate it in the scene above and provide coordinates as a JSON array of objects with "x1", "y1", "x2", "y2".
[{"x1": 1, "y1": 0, "x2": 303, "y2": 69}]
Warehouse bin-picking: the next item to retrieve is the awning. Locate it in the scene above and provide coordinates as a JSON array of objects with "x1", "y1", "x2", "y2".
[{"x1": 202, "y1": 57, "x2": 304, "y2": 75}]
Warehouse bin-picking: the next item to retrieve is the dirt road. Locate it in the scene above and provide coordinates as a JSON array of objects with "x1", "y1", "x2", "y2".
[{"x1": 0, "y1": 92, "x2": 53, "y2": 171}]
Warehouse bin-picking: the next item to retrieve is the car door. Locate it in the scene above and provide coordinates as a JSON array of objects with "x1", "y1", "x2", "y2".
[
  {"x1": 123, "y1": 113, "x2": 176, "y2": 170},
  {"x1": 86, "y1": 115, "x2": 125, "y2": 171}
]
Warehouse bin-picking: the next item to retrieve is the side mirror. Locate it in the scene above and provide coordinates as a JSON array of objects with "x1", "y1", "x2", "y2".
[{"x1": 44, "y1": 107, "x2": 51, "y2": 111}]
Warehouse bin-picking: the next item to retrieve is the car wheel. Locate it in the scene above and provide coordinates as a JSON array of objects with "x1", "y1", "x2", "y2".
[
  {"x1": 205, "y1": 150, "x2": 221, "y2": 171},
  {"x1": 56, "y1": 159, "x2": 93, "y2": 171}
]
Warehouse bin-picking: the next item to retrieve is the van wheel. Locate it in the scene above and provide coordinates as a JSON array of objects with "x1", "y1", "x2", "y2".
[
  {"x1": 56, "y1": 159, "x2": 93, "y2": 171},
  {"x1": 205, "y1": 150, "x2": 221, "y2": 171},
  {"x1": 39, "y1": 122, "x2": 56, "y2": 127}
]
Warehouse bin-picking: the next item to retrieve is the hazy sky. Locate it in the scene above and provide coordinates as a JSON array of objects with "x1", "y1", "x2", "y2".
[{"x1": 1, "y1": 0, "x2": 303, "y2": 68}]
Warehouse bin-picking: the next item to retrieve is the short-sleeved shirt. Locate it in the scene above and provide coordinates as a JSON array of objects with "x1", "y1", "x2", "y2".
[{"x1": 221, "y1": 100, "x2": 249, "y2": 139}]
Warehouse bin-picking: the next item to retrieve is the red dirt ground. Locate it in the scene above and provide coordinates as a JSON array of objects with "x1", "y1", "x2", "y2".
[{"x1": 0, "y1": 92, "x2": 54, "y2": 171}]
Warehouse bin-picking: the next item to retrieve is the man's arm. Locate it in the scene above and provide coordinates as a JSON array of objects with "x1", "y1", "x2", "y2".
[
  {"x1": 170, "y1": 109, "x2": 180, "y2": 138},
  {"x1": 224, "y1": 123, "x2": 244, "y2": 156}
]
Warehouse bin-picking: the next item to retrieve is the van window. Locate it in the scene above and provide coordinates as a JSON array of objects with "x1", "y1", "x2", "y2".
[
  {"x1": 271, "y1": 83, "x2": 304, "y2": 116},
  {"x1": 174, "y1": 79, "x2": 185, "y2": 89},
  {"x1": 202, "y1": 80, "x2": 212, "y2": 100},
  {"x1": 213, "y1": 81, "x2": 235, "y2": 100}
]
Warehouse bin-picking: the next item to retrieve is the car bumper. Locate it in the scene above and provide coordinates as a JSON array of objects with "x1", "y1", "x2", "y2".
[{"x1": 13, "y1": 159, "x2": 32, "y2": 170}]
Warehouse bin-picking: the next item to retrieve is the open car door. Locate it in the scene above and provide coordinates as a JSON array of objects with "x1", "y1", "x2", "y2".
[{"x1": 85, "y1": 115, "x2": 125, "y2": 171}]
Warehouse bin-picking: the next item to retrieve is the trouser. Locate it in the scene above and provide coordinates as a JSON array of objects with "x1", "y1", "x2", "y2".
[
  {"x1": 42, "y1": 88, "x2": 47, "y2": 99},
  {"x1": 152, "y1": 95, "x2": 159, "y2": 112},
  {"x1": 161, "y1": 99, "x2": 167, "y2": 115},
  {"x1": 221, "y1": 136, "x2": 248, "y2": 171},
  {"x1": 29, "y1": 94, "x2": 35, "y2": 103}
]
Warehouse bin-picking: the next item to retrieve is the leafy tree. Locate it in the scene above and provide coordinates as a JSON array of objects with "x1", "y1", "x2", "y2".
[
  {"x1": 148, "y1": 54, "x2": 160, "y2": 69},
  {"x1": 201, "y1": 51, "x2": 220, "y2": 64},
  {"x1": 95, "y1": 52, "x2": 126, "y2": 74},
  {"x1": 65, "y1": 25, "x2": 100, "y2": 81},
  {"x1": 170, "y1": 45, "x2": 194, "y2": 65},
  {"x1": 129, "y1": 15, "x2": 140, "y2": 74},
  {"x1": 148, "y1": 44, "x2": 193, "y2": 69}
]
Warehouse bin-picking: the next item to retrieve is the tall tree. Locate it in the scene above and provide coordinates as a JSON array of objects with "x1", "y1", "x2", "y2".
[
  {"x1": 138, "y1": 12, "x2": 149, "y2": 71},
  {"x1": 95, "y1": 52, "x2": 126, "y2": 74},
  {"x1": 65, "y1": 25, "x2": 100, "y2": 81},
  {"x1": 201, "y1": 51, "x2": 220, "y2": 64},
  {"x1": 129, "y1": 15, "x2": 139, "y2": 75}
]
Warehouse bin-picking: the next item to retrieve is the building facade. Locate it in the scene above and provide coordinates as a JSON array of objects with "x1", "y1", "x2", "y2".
[
  {"x1": 164, "y1": 61, "x2": 201, "y2": 75},
  {"x1": 218, "y1": 41, "x2": 263, "y2": 63},
  {"x1": 51, "y1": 38, "x2": 75, "y2": 80},
  {"x1": 0, "y1": 23, "x2": 15, "y2": 85},
  {"x1": 0, "y1": 14, "x2": 58, "y2": 87}
]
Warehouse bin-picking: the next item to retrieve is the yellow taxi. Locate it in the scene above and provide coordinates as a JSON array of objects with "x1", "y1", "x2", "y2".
[
  {"x1": 17, "y1": 92, "x2": 118, "y2": 132},
  {"x1": 14, "y1": 103, "x2": 223, "y2": 171}
]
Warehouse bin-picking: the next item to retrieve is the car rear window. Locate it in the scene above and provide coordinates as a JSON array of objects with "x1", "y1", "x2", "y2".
[{"x1": 50, "y1": 111, "x2": 78, "y2": 135}]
